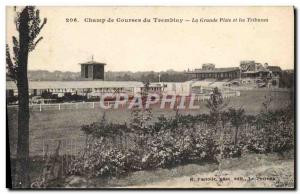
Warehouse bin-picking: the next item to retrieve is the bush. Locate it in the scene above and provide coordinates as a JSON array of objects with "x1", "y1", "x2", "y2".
[
  {"x1": 240, "y1": 110, "x2": 294, "y2": 154},
  {"x1": 67, "y1": 107, "x2": 294, "y2": 179},
  {"x1": 68, "y1": 138, "x2": 127, "y2": 178}
]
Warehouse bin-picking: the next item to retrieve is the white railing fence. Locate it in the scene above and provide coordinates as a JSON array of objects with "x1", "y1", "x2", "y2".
[{"x1": 7, "y1": 91, "x2": 240, "y2": 111}]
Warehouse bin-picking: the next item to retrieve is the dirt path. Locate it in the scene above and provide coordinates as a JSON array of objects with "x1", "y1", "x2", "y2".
[
  {"x1": 130, "y1": 161, "x2": 294, "y2": 188},
  {"x1": 71, "y1": 153, "x2": 294, "y2": 188}
]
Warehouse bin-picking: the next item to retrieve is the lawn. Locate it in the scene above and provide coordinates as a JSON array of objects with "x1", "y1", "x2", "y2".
[{"x1": 7, "y1": 89, "x2": 293, "y2": 157}]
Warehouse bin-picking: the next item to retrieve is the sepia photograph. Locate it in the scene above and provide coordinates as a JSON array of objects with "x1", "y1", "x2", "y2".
[{"x1": 6, "y1": 6, "x2": 295, "y2": 189}]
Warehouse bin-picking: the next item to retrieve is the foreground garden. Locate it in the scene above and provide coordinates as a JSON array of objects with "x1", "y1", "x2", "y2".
[{"x1": 11, "y1": 88, "x2": 294, "y2": 188}]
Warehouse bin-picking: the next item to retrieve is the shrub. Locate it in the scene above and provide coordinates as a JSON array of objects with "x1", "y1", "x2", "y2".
[
  {"x1": 68, "y1": 138, "x2": 127, "y2": 178},
  {"x1": 238, "y1": 108, "x2": 294, "y2": 154},
  {"x1": 67, "y1": 104, "x2": 294, "y2": 179}
]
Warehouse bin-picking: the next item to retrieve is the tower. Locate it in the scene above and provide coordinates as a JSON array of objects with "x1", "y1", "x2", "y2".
[{"x1": 79, "y1": 57, "x2": 106, "y2": 80}]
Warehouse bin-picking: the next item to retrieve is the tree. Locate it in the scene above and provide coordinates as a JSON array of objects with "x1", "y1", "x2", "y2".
[
  {"x1": 6, "y1": 6, "x2": 47, "y2": 188},
  {"x1": 205, "y1": 87, "x2": 228, "y2": 181},
  {"x1": 227, "y1": 108, "x2": 245, "y2": 145},
  {"x1": 129, "y1": 81, "x2": 153, "y2": 146},
  {"x1": 206, "y1": 87, "x2": 228, "y2": 129}
]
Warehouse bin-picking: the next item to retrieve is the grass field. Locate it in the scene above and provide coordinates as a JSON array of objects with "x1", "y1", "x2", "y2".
[{"x1": 7, "y1": 89, "x2": 293, "y2": 157}]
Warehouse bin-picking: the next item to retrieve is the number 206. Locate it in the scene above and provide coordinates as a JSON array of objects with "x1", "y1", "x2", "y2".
[{"x1": 66, "y1": 18, "x2": 78, "y2": 22}]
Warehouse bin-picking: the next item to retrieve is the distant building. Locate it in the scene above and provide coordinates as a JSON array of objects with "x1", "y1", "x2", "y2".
[
  {"x1": 6, "y1": 80, "x2": 163, "y2": 104},
  {"x1": 80, "y1": 59, "x2": 106, "y2": 80},
  {"x1": 185, "y1": 61, "x2": 282, "y2": 88},
  {"x1": 186, "y1": 63, "x2": 240, "y2": 80},
  {"x1": 6, "y1": 58, "x2": 168, "y2": 104},
  {"x1": 240, "y1": 61, "x2": 281, "y2": 87},
  {"x1": 284, "y1": 69, "x2": 294, "y2": 74},
  {"x1": 240, "y1": 61, "x2": 269, "y2": 78},
  {"x1": 267, "y1": 66, "x2": 282, "y2": 77}
]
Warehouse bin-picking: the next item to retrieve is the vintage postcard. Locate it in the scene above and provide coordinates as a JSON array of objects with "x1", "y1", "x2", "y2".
[{"x1": 6, "y1": 6, "x2": 295, "y2": 189}]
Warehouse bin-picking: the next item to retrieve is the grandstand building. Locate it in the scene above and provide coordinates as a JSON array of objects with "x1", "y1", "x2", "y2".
[
  {"x1": 186, "y1": 61, "x2": 282, "y2": 88},
  {"x1": 186, "y1": 63, "x2": 240, "y2": 80},
  {"x1": 6, "y1": 59, "x2": 163, "y2": 104}
]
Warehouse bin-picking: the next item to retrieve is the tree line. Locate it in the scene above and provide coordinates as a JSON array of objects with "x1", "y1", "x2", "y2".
[
  {"x1": 6, "y1": 70, "x2": 189, "y2": 82},
  {"x1": 7, "y1": 69, "x2": 294, "y2": 88}
]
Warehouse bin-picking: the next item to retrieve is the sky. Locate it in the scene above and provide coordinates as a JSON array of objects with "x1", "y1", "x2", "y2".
[{"x1": 6, "y1": 6, "x2": 294, "y2": 72}]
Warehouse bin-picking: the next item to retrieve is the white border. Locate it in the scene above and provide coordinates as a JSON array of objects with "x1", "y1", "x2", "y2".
[{"x1": 1, "y1": 0, "x2": 298, "y2": 193}]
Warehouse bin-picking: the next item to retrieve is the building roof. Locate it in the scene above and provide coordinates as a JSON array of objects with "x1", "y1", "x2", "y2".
[
  {"x1": 186, "y1": 67, "x2": 240, "y2": 74},
  {"x1": 6, "y1": 81, "x2": 143, "y2": 90},
  {"x1": 267, "y1": 66, "x2": 282, "y2": 72},
  {"x1": 79, "y1": 60, "x2": 106, "y2": 65},
  {"x1": 256, "y1": 65, "x2": 269, "y2": 72}
]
